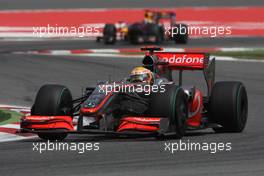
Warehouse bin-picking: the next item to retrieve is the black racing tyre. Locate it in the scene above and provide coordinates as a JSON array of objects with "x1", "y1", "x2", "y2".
[
  {"x1": 103, "y1": 24, "x2": 116, "y2": 44},
  {"x1": 32, "y1": 84, "x2": 73, "y2": 140},
  {"x1": 154, "y1": 26, "x2": 163, "y2": 44},
  {"x1": 147, "y1": 24, "x2": 163, "y2": 44},
  {"x1": 147, "y1": 85, "x2": 188, "y2": 138},
  {"x1": 210, "y1": 81, "x2": 248, "y2": 133},
  {"x1": 173, "y1": 24, "x2": 188, "y2": 44},
  {"x1": 158, "y1": 26, "x2": 165, "y2": 43},
  {"x1": 152, "y1": 24, "x2": 163, "y2": 44},
  {"x1": 128, "y1": 23, "x2": 143, "y2": 44},
  {"x1": 129, "y1": 35, "x2": 140, "y2": 44}
]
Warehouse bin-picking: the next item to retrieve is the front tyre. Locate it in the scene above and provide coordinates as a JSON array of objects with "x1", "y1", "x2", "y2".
[
  {"x1": 32, "y1": 84, "x2": 73, "y2": 140},
  {"x1": 148, "y1": 85, "x2": 188, "y2": 139},
  {"x1": 210, "y1": 81, "x2": 248, "y2": 132},
  {"x1": 103, "y1": 24, "x2": 117, "y2": 44}
]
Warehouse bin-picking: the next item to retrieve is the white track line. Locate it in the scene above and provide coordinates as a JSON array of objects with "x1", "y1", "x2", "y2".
[
  {"x1": 0, "y1": 124, "x2": 20, "y2": 130},
  {"x1": 0, "y1": 133, "x2": 35, "y2": 142},
  {"x1": 0, "y1": 104, "x2": 33, "y2": 142},
  {"x1": 0, "y1": 104, "x2": 30, "y2": 109}
]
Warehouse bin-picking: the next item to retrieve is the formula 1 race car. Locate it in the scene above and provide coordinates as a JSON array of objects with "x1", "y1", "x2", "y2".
[
  {"x1": 20, "y1": 47, "x2": 248, "y2": 140},
  {"x1": 97, "y1": 10, "x2": 188, "y2": 45}
]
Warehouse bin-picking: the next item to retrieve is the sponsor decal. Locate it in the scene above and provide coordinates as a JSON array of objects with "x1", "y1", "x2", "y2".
[{"x1": 156, "y1": 53, "x2": 205, "y2": 68}]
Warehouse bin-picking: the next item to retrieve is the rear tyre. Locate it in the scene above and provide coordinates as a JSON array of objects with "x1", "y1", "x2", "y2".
[
  {"x1": 148, "y1": 85, "x2": 188, "y2": 139},
  {"x1": 210, "y1": 81, "x2": 248, "y2": 133},
  {"x1": 173, "y1": 24, "x2": 188, "y2": 44},
  {"x1": 128, "y1": 23, "x2": 141, "y2": 44},
  {"x1": 152, "y1": 24, "x2": 163, "y2": 44},
  {"x1": 155, "y1": 27, "x2": 163, "y2": 44},
  {"x1": 103, "y1": 24, "x2": 116, "y2": 44},
  {"x1": 147, "y1": 24, "x2": 163, "y2": 44},
  {"x1": 32, "y1": 84, "x2": 73, "y2": 140},
  {"x1": 129, "y1": 35, "x2": 140, "y2": 44}
]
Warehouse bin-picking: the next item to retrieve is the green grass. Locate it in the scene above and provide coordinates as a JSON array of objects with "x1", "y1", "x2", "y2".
[
  {"x1": 211, "y1": 49, "x2": 264, "y2": 60},
  {"x1": 0, "y1": 108, "x2": 23, "y2": 125}
]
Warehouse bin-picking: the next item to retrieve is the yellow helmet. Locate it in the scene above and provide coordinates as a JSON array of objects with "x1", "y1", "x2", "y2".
[
  {"x1": 144, "y1": 10, "x2": 154, "y2": 23},
  {"x1": 130, "y1": 66, "x2": 153, "y2": 84}
]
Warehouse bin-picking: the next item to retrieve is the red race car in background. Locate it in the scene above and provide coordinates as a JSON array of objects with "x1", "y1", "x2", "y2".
[
  {"x1": 97, "y1": 10, "x2": 189, "y2": 44},
  {"x1": 20, "y1": 46, "x2": 248, "y2": 140}
]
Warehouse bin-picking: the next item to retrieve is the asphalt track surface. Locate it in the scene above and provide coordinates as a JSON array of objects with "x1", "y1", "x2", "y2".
[
  {"x1": 1, "y1": 37, "x2": 264, "y2": 53},
  {"x1": 0, "y1": 52, "x2": 264, "y2": 176},
  {"x1": 1, "y1": 0, "x2": 264, "y2": 9}
]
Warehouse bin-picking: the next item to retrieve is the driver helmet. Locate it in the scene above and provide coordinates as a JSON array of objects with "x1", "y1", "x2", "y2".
[
  {"x1": 129, "y1": 66, "x2": 153, "y2": 84},
  {"x1": 144, "y1": 10, "x2": 154, "y2": 23}
]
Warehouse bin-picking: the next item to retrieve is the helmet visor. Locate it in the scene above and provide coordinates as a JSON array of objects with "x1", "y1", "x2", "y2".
[{"x1": 130, "y1": 73, "x2": 150, "y2": 83}]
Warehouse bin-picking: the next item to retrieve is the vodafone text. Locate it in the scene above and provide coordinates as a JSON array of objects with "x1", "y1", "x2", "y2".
[{"x1": 160, "y1": 55, "x2": 203, "y2": 64}]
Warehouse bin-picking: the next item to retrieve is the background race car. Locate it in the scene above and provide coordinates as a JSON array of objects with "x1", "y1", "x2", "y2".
[{"x1": 97, "y1": 10, "x2": 188, "y2": 44}]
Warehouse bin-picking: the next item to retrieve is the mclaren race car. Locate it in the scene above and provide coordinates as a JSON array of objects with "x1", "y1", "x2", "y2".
[
  {"x1": 20, "y1": 47, "x2": 248, "y2": 140},
  {"x1": 97, "y1": 10, "x2": 188, "y2": 44}
]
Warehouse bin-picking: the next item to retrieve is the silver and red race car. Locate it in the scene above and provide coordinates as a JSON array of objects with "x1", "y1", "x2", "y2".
[{"x1": 20, "y1": 47, "x2": 248, "y2": 140}]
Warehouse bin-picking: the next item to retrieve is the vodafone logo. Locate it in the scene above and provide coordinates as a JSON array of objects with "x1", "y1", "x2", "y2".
[{"x1": 159, "y1": 54, "x2": 204, "y2": 64}]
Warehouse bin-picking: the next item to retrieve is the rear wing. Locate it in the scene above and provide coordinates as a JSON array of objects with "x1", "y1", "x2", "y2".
[
  {"x1": 144, "y1": 10, "x2": 176, "y2": 24},
  {"x1": 141, "y1": 47, "x2": 215, "y2": 96},
  {"x1": 155, "y1": 52, "x2": 209, "y2": 70}
]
